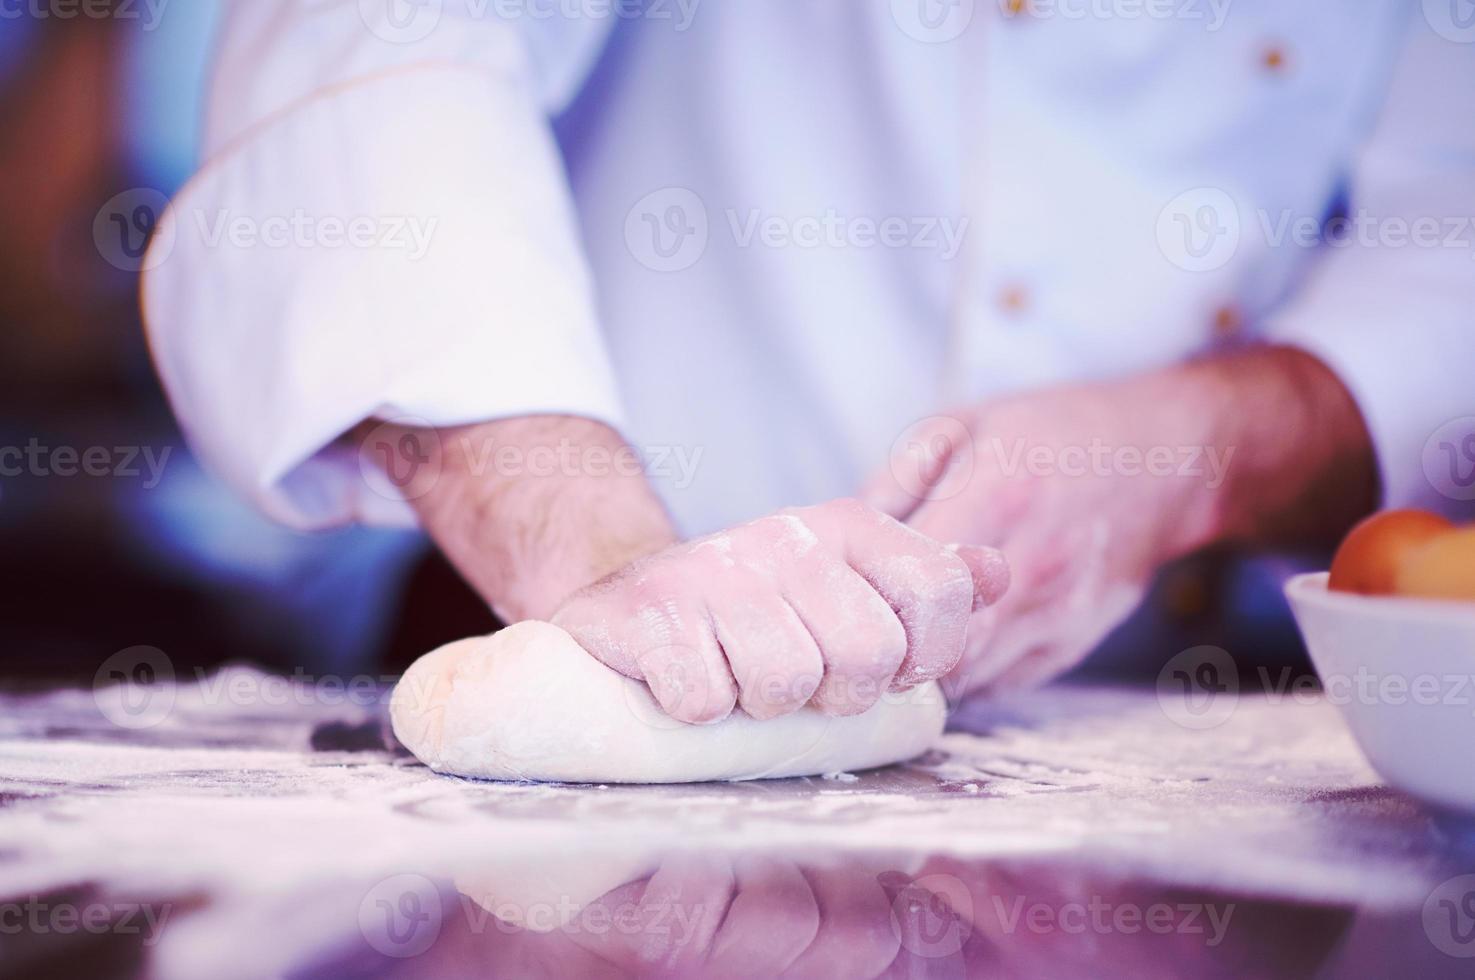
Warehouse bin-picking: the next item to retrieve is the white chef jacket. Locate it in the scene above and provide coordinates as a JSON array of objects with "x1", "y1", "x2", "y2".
[{"x1": 143, "y1": 1, "x2": 1475, "y2": 538}]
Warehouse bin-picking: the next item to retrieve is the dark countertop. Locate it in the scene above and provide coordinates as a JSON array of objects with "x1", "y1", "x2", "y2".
[{"x1": 1, "y1": 671, "x2": 1473, "y2": 978}]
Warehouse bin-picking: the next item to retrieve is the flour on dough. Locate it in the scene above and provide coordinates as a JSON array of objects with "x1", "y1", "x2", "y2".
[{"x1": 389, "y1": 621, "x2": 946, "y2": 784}]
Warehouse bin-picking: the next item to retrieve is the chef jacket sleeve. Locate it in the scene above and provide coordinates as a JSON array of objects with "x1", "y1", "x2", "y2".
[{"x1": 142, "y1": 1, "x2": 621, "y2": 529}]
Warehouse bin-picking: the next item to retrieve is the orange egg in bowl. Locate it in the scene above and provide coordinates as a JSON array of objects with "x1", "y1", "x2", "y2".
[
  {"x1": 1288, "y1": 510, "x2": 1475, "y2": 814},
  {"x1": 1328, "y1": 509, "x2": 1454, "y2": 596},
  {"x1": 1395, "y1": 528, "x2": 1475, "y2": 603}
]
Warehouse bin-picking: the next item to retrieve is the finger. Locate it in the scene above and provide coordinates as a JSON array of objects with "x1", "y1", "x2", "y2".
[
  {"x1": 857, "y1": 468, "x2": 927, "y2": 522},
  {"x1": 635, "y1": 855, "x2": 735, "y2": 972},
  {"x1": 780, "y1": 557, "x2": 907, "y2": 716},
  {"x1": 707, "y1": 586, "x2": 825, "y2": 721},
  {"x1": 957, "y1": 561, "x2": 1081, "y2": 693},
  {"x1": 950, "y1": 545, "x2": 1011, "y2": 610},
  {"x1": 859, "y1": 415, "x2": 972, "y2": 520},
  {"x1": 555, "y1": 579, "x2": 738, "y2": 725},
  {"x1": 706, "y1": 858, "x2": 819, "y2": 978},
  {"x1": 881, "y1": 875, "x2": 973, "y2": 974},
  {"x1": 565, "y1": 881, "x2": 650, "y2": 967},
  {"x1": 907, "y1": 476, "x2": 1031, "y2": 553},
  {"x1": 942, "y1": 516, "x2": 1081, "y2": 692},
  {"x1": 950, "y1": 552, "x2": 1072, "y2": 694},
  {"x1": 942, "y1": 606, "x2": 995, "y2": 700},
  {"x1": 967, "y1": 518, "x2": 1134, "y2": 694},
  {"x1": 636, "y1": 633, "x2": 740, "y2": 725},
  {"x1": 809, "y1": 500, "x2": 974, "y2": 690},
  {"x1": 782, "y1": 868, "x2": 899, "y2": 980},
  {"x1": 985, "y1": 581, "x2": 1145, "y2": 692},
  {"x1": 570, "y1": 855, "x2": 736, "y2": 974}
]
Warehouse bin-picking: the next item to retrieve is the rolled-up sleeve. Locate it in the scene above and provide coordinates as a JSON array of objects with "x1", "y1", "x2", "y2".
[
  {"x1": 143, "y1": 1, "x2": 620, "y2": 529},
  {"x1": 1264, "y1": 13, "x2": 1475, "y2": 517}
]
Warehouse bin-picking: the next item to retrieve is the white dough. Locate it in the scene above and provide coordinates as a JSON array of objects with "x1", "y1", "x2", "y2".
[{"x1": 389, "y1": 621, "x2": 947, "y2": 784}]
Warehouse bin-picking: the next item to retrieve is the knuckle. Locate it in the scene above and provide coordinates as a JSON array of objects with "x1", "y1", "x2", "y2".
[
  {"x1": 935, "y1": 551, "x2": 976, "y2": 606},
  {"x1": 744, "y1": 513, "x2": 818, "y2": 554},
  {"x1": 900, "y1": 626, "x2": 969, "y2": 684},
  {"x1": 659, "y1": 668, "x2": 736, "y2": 725},
  {"x1": 677, "y1": 695, "x2": 734, "y2": 725},
  {"x1": 817, "y1": 496, "x2": 877, "y2": 526},
  {"x1": 902, "y1": 649, "x2": 963, "y2": 686},
  {"x1": 905, "y1": 549, "x2": 975, "y2": 612},
  {"x1": 625, "y1": 568, "x2": 694, "y2": 621},
  {"x1": 738, "y1": 675, "x2": 812, "y2": 720},
  {"x1": 817, "y1": 619, "x2": 907, "y2": 679},
  {"x1": 734, "y1": 655, "x2": 823, "y2": 721},
  {"x1": 814, "y1": 672, "x2": 889, "y2": 716}
]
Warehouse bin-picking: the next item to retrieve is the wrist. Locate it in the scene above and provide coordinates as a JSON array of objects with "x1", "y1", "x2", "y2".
[
  {"x1": 1166, "y1": 345, "x2": 1377, "y2": 551},
  {"x1": 383, "y1": 416, "x2": 679, "y2": 622}
]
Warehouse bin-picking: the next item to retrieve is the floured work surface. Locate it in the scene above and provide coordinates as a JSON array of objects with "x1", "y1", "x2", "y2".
[{"x1": 1, "y1": 670, "x2": 1472, "y2": 978}]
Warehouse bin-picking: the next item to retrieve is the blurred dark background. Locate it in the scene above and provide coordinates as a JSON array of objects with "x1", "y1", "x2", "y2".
[
  {"x1": 0, "y1": 2, "x2": 1317, "y2": 687},
  {"x1": 0, "y1": 1, "x2": 500, "y2": 682}
]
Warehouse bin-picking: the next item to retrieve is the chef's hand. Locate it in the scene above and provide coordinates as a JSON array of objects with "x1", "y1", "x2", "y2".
[
  {"x1": 368, "y1": 415, "x2": 1008, "y2": 723},
  {"x1": 483, "y1": 855, "x2": 968, "y2": 979},
  {"x1": 563, "y1": 856, "x2": 910, "y2": 978},
  {"x1": 861, "y1": 346, "x2": 1377, "y2": 695},
  {"x1": 553, "y1": 499, "x2": 1009, "y2": 722}
]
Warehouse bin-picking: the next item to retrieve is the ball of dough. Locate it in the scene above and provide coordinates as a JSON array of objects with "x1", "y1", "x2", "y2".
[{"x1": 389, "y1": 621, "x2": 946, "y2": 784}]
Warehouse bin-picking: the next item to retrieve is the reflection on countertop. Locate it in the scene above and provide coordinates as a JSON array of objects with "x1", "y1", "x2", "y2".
[{"x1": 0, "y1": 672, "x2": 1472, "y2": 978}]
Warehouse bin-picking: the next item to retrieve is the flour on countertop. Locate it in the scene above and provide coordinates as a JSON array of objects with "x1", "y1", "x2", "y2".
[{"x1": 0, "y1": 669, "x2": 1469, "y2": 979}]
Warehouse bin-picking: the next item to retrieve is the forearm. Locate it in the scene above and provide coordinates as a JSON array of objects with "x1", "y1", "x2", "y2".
[
  {"x1": 1177, "y1": 345, "x2": 1379, "y2": 551},
  {"x1": 371, "y1": 415, "x2": 679, "y2": 622}
]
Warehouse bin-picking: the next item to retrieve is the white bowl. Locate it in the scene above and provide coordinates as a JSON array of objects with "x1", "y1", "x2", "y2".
[{"x1": 1285, "y1": 572, "x2": 1475, "y2": 814}]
